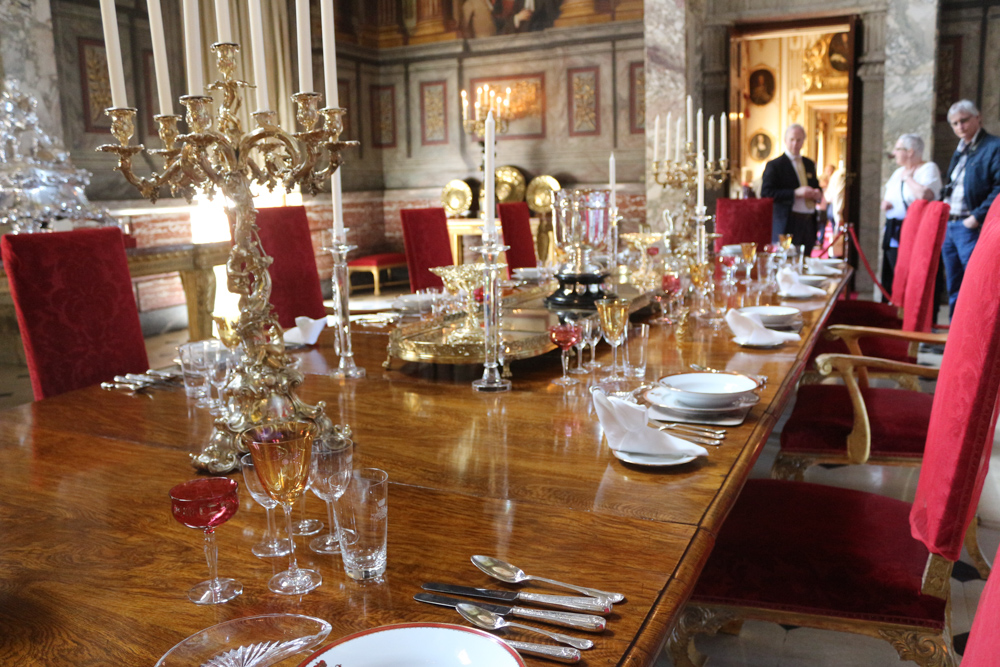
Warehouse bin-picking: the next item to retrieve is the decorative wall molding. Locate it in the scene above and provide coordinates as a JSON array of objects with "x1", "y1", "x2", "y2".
[
  {"x1": 370, "y1": 84, "x2": 397, "y2": 148},
  {"x1": 419, "y1": 80, "x2": 448, "y2": 145},
  {"x1": 568, "y1": 66, "x2": 600, "y2": 136}
]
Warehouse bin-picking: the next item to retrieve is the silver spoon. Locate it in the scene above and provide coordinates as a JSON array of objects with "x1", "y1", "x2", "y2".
[
  {"x1": 471, "y1": 555, "x2": 625, "y2": 604},
  {"x1": 457, "y1": 603, "x2": 594, "y2": 650}
]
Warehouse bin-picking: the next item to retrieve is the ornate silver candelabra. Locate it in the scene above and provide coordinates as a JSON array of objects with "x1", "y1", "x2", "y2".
[{"x1": 98, "y1": 41, "x2": 358, "y2": 472}]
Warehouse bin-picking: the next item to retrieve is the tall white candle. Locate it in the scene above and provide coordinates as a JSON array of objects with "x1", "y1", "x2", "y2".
[
  {"x1": 332, "y1": 168, "x2": 344, "y2": 239},
  {"x1": 686, "y1": 95, "x2": 693, "y2": 144},
  {"x1": 248, "y1": 0, "x2": 269, "y2": 111},
  {"x1": 721, "y1": 112, "x2": 728, "y2": 160},
  {"x1": 320, "y1": 0, "x2": 338, "y2": 105},
  {"x1": 147, "y1": 0, "x2": 172, "y2": 114},
  {"x1": 652, "y1": 114, "x2": 660, "y2": 163},
  {"x1": 697, "y1": 152, "x2": 705, "y2": 209},
  {"x1": 484, "y1": 112, "x2": 496, "y2": 238},
  {"x1": 609, "y1": 153, "x2": 616, "y2": 209},
  {"x1": 182, "y1": 0, "x2": 203, "y2": 97},
  {"x1": 707, "y1": 115, "x2": 714, "y2": 163},
  {"x1": 214, "y1": 0, "x2": 232, "y2": 42},
  {"x1": 664, "y1": 112, "x2": 671, "y2": 164},
  {"x1": 99, "y1": 0, "x2": 128, "y2": 107},
  {"x1": 295, "y1": 0, "x2": 313, "y2": 93},
  {"x1": 675, "y1": 117, "x2": 682, "y2": 163},
  {"x1": 696, "y1": 108, "x2": 703, "y2": 156}
]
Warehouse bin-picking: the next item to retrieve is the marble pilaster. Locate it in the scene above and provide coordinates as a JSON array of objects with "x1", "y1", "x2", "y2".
[
  {"x1": 856, "y1": 10, "x2": 886, "y2": 297},
  {"x1": 982, "y1": 7, "x2": 1000, "y2": 132},
  {"x1": 0, "y1": 0, "x2": 63, "y2": 144},
  {"x1": 645, "y1": 0, "x2": 688, "y2": 230}
]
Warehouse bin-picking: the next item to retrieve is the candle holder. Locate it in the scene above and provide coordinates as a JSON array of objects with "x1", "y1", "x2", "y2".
[
  {"x1": 471, "y1": 235, "x2": 512, "y2": 392},
  {"x1": 98, "y1": 41, "x2": 358, "y2": 473},
  {"x1": 325, "y1": 232, "x2": 365, "y2": 379},
  {"x1": 652, "y1": 142, "x2": 730, "y2": 233}
]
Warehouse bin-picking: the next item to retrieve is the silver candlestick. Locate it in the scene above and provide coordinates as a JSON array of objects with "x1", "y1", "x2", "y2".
[{"x1": 325, "y1": 233, "x2": 365, "y2": 379}]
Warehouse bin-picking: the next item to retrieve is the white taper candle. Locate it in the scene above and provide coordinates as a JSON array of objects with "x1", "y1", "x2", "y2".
[
  {"x1": 295, "y1": 0, "x2": 313, "y2": 93},
  {"x1": 675, "y1": 117, "x2": 682, "y2": 163},
  {"x1": 721, "y1": 112, "x2": 728, "y2": 160},
  {"x1": 686, "y1": 95, "x2": 693, "y2": 144},
  {"x1": 320, "y1": 0, "x2": 338, "y2": 105},
  {"x1": 664, "y1": 112, "x2": 671, "y2": 164},
  {"x1": 609, "y1": 152, "x2": 616, "y2": 209},
  {"x1": 248, "y1": 0, "x2": 269, "y2": 111},
  {"x1": 708, "y1": 115, "x2": 714, "y2": 163},
  {"x1": 182, "y1": 0, "x2": 203, "y2": 97},
  {"x1": 99, "y1": 0, "x2": 128, "y2": 108},
  {"x1": 697, "y1": 152, "x2": 705, "y2": 209},
  {"x1": 652, "y1": 114, "x2": 660, "y2": 163},
  {"x1": 484, "y1": 112, "x2": 496, "y2": 238},
  {"x1": 696, "y1": 108, "x2": 703, "y2": 156},
  {"x1": 147, "y1": 0, "x2": 172, "y2": 114},
  {"x1": 214, "y1": 0, "x2": 232, "y2": 43}
]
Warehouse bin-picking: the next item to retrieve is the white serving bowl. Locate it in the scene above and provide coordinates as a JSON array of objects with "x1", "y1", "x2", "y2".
[
  {"x1": 656, "y1": 371, "x2": 759, "y2": 409},
  {"x1": 738, "y1": 305, "x2": 800, "y2": 327}
]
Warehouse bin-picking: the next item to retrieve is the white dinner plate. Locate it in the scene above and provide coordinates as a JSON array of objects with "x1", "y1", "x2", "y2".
[
  {"x1": 612, "y1": 449, "x2": 698, "y2": 467},
  {"x1": 644, "y1": 390, "x2": 761, "y2": 415},
  {"x1": 652, "y1": 372, "x2": 759, "y2": 408},
  {"x1": 797, "y1": 274, "x2": 828, "y2": 286},
  {"x1": 737, "y1": 305, "x2": 800, "y2": 327},
  {"x1": 299, "y1": 623, "x2": 525, "y2": 667}
]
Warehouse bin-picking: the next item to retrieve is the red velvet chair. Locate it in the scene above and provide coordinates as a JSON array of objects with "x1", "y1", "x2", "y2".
[
  {"x1": 713, "y1": 198, "x2": 773, "y2": 253},
  {"x1": 668, "y1": 210, "x2": 1000, "y2": 666},
  {"x1": 254, "y1": 206, "x2": 327, "y2": 329},
  {"x1": 498, "y1": 202, "x2": 537, "y2": 271},
  {"x1": 400, "y1": 207, "x2": 453, "y2": 292},
  {"x1": 961, "y1": 542, "x2": 1000, "y2": 666},
  {"x1": 807, "y1": 200, "x2": 949, "y2": 366},
  {"x1": 1, "y1": 227, "x2": 149, "y2": 400}
]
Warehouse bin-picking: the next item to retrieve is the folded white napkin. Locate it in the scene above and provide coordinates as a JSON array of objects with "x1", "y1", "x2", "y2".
[
  {"x1": 725, "y1": 309, "x2": 800, "y2": 346},
  {"x1": 283, "y1": 315, "x2": 326, "y2": 345},
  {"x1": 591, "y1": 389, "x2": 708, "y2": 458},
  {"x1": 778, "y1": 267, "x2": 827, "y2": 298},
  {"x1": 805, "y1": 258, "x2": 841, "y2": 276}
]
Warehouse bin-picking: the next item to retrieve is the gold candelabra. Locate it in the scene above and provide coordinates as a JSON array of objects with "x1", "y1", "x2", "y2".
[
  {"x1": 652, "y1": 142, "x2": 729, "y2": 229},
  {"x1": 461, "y1": 85, "x2": 510, "y2": 140},
  {"x1": 98, "y1": 42, "x2": 358, "y2": 473}
]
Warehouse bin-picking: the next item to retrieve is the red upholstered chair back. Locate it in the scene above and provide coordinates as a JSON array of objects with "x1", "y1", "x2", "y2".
[
  {"x1": 1, "y1": 227, "x2": 149, "y2": 400},
  {"x1": 900, "y1": 201, "x2": 948, "y2": 332},
  {"x1": 713, "y1": 198, "x2": 773, "y2": 253},
  {"x1": 961, "y1": 541, "x2": 1000, "y2": 665},
  {"x1": 254, "y1": 206, "x2": 327, "y2": 329},
  {"x1": 498, "y1": 202, "x2": 537, "y2": 271},
  {"x1": 400, "y1": 207, "x2": 452, "y2": 291},
  {"x1": 890, "y1": 198, "x2": 931, "y2": 307},
  {"x1": 910, "y1": 197, "x2": 1000, "y2": 562}
]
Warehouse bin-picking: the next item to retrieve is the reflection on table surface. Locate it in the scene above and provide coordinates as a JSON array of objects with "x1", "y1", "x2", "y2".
[{"x1": 0, "y1": 274, "x2": 848, "y2": 666}]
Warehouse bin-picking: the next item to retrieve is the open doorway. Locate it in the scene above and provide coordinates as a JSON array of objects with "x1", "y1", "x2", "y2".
[{"x1": 729, "y1": 19, "x2": 858, "y2": 257}]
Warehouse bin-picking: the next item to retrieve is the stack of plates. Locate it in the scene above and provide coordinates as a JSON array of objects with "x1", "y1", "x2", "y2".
[
  {"x1": 639, "y1": 372, "x2": 761, "y2": 421},
  {"x1": 737, "y1": 305, "x2": 800, "y2": 328}
]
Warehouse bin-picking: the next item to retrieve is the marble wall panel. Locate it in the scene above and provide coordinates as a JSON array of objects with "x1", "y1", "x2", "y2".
[
  {"x1": 0, "y1": 0, "x2": 64, "y2": 143},
  {"x1": 420, "y1": 80, "x2": 448, "y2": 145},
  {"x1": 568, "y1": 66, "x2": 600, "y2": 136},
  {"x1": 370, "y1": 84, "x2": 398, "y2": 148}
]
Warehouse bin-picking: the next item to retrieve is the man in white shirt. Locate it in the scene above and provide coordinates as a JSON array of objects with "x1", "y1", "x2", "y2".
[{"x1": 761, "y1": 124, "x2": 824, "y2": 255}]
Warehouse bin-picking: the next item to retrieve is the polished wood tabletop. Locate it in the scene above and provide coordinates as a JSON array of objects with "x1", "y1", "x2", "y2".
[{"x1": 0, "y1": 278, "x2": 846, "y2": 666}]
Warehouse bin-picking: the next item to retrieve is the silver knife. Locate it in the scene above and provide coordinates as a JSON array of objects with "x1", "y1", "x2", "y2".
[
  {"x1": 422, "y1": 583, "x2": 612, "y2": 614},
  {"x1": 505, "y1": 640, "x2": 581, "y2": 663},
  {"x1": 414, "y1": 593, "x2": 606, "y2": 632}
]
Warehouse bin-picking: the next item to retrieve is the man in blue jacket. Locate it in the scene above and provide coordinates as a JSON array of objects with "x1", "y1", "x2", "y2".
[
  {"x1": 942, "y1": 100, "x2": 1000, "y2": 313},
  {"x1": 761, "y1": 124, "x2": 823, "y2": 254}
]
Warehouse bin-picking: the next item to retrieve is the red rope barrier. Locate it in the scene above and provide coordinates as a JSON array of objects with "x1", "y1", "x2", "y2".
[{"x1": 846, "y1": 224, "x2": 894, "y2": 304}]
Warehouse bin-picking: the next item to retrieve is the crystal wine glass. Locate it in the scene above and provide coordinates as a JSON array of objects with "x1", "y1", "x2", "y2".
[
  {"x1": 548, "y1": 323, "x2": 582, "y2": 386},
  {"x1": 207, "y1": 342, "x2": 234, "y2": 415},
  {"x1": 168, "y1": 477, "x2": 243, "y2": 605},
  {"x1": 309, "y1": 437, "x2": 354, "y2": 555},
  {"x1": 740, "y1": 242, "x2": 758, "y2": 283},
  {"x1": 240, "y1": 453, "x2": 291, "y2": 558},
  {"x1": 595, "y1": 297, "x2": 630, "y2": 381},
  {"x1": 583, "y1": 315, "x2": 604, "y2": 371},
  {"x1": 652, "y1": 270, "x2": 683, "y2": 324},
  {"x1": 293, "y1": 478, "x2": 323, "y2": 537},
  {"x1": 569, "y1": 318, "x2": 591, "y2": 375},
  {"x1": 242, "y1": 421, "x2": 322, "y2": 596}
]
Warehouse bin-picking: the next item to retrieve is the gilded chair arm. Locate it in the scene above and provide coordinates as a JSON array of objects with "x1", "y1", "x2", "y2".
[
  {"x1": 825, "y1": 324, "x2": 948, "y2": 356},
  {"x1": 813, "y1": 353, "x2": 939, "y2": 465}
]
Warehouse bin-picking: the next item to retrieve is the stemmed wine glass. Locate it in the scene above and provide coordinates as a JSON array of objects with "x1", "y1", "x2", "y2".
[
  {"x1": 293, "y1": 480, "x2": 323, "y2": 537},
  {"x1": 652, "y1": 270, "x2": 683, "y2": 324},
  {"x1": 309, "y1": 437, "x2": 354, "y2": 555},
  {"x1": 740, "y1": 242, "x2": 758, "y2": 284},
  {"x1": 569, "y1": 318, "x2": 591, "y2": 375},
  {"x1": 595, "y1": 297, "x2": 630, "y2": 381},
  {"x1": 207, "y1": 342, "x2": 236, "y2": 415},
  {"x1": 583, "y1": 315, "x2": 603, "y2": 371},
  {"x1": 168, "y1": 477, "x2": 243, "y2": 605},
  {"x1": 240, "y1": 453, "x2": 292, "y2": 558},
  {"x1": 242, "y1": 421, "x2": 322, "y2": 596},
  {"x1": 548, "y1": 323, "x2": 582, "y2": 386}
]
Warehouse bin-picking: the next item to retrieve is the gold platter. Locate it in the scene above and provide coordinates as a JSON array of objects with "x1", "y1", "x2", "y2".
[
  {"x1": 495, "y1": 165, "x2": 526, "y2": 203},
  {"x1": 441, "y1": 179, "x2": 473, "y2": 217},
  {"x1": 525, "y1": 175, "x2": 561, "y2": 214}
]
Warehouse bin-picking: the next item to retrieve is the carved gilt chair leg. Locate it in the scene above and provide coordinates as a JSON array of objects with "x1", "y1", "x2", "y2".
[
  {"x1": 666, "y1": 606, "x2": 737, "y2": 667},
  {"x1": 719, "y1": 618, "x2": 744, "y2": 635},
  {"x1": 877, "y1": 628, "x2": 956, "y2": 667},
  {"x1": 770, "y1": 452, "x2": 813, "y2": 481},
  {"x1": 964, "y1": 514, "x2": 992, "y2": 579}
]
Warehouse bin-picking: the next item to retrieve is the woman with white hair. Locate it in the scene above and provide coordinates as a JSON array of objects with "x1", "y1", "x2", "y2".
[{"x1": 879, "y1": 133, "x2": 942, "y2": 293}]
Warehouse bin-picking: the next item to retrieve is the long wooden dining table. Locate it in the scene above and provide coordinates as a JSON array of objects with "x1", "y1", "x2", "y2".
[{"x1": 0, "y1": 275, "x2": 847, "y2": 666}]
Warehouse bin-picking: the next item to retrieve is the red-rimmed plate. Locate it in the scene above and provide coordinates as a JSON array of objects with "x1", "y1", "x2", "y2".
[{"x1": 298, "y1": 622, "x2": 526, "y2": 667}]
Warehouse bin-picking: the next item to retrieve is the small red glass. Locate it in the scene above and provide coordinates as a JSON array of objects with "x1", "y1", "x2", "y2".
[
  {"x1": 169, "y1": 477, "x2": 242, "y2": 605},
  {"x1": 548, "y1": 323, "x2": 582, "y2": 386},
  {"x1": 652, "y1": 272, "x2": 684, "y2": 325}
]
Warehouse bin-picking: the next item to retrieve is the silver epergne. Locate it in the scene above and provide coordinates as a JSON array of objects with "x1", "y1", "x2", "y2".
[{"x1": 545, "y1": 189, "x2": 616, "y2": 311}]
